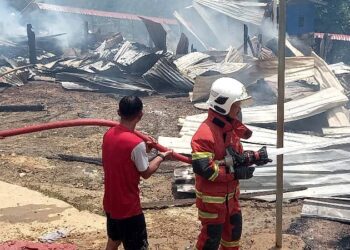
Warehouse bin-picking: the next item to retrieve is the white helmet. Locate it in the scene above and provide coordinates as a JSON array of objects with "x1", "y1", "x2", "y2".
[{"x1": 207, "y1": 77, "x2": 251, "y2": 115}]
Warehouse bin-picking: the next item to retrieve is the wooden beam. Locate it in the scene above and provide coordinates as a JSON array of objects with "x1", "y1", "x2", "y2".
[{"x1": 244, "y1": 24, "x2": 248, "y2": 55}]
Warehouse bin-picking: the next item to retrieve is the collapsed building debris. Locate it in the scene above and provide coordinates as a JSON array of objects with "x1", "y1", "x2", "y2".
[
  {"x1": 57, "y1": 72, "x2": 154, "y2": 95},
  {"x1": 191, "y1": 87, "x2": 347, "y2": 124},
  {"x1": 160, "y1": 48, "x2": 350, "y2": 200},
  {"x1": 143, "y1": 58, "x2": 193, "y2": 93},
  {"x1": 159, "y1": 123, "x2": 350, "y2": 155},
  {"x1": 154, "y1": 39, "x2": 350, "y2": 205},
  {"x1": 162, "y1": 131, "x2": 350, "y2": 201},
  {"x1": 139, "y1": 17, "x2": 167, "y2": 51},
  {"x1": 190, "y1": 56, "x2": 316, "y2": 102},
  {"x1": 2, "y1": 1, "x2": 347, "y2": 102},
  {"x1": 0, "y1": 39, "x2": 27, "y2": 59},
  {"x1": 0, "y1": 64, "x2": 31, "y2": 88},
  {"x1": 0, "y1": 20, "x2": 192, "y2": 95},
  {"x1": 112, "y1": 41, "x2": 161, "y2": 75},
  {"x1": 301, "y1": 198, "x2": 350, "y2": 224},
  {"x1": 175, "y1": 33, "x2": 189, "y2": 55}
]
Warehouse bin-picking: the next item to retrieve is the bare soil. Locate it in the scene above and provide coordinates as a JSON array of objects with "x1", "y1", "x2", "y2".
[{"x1": 0, "y1": 82, "x2": 349, "y2": 249}]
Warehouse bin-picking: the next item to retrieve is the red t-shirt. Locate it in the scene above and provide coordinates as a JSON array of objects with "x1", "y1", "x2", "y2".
[{"x1": 102, "y1": 124, "x2": 144, "y2": 219}]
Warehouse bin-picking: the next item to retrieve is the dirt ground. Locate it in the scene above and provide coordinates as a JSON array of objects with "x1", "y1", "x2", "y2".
[{"x1": 0, "y1": 82, "x2": 349, "y2": 249}]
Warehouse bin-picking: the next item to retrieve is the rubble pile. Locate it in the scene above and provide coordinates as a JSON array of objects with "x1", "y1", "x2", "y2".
[
  {"x1": 1, "y1": 0, "x2": 349, "y2": 131},
  {"x1": 0, "y1": 32, "x2": 195, "y2": 96}
]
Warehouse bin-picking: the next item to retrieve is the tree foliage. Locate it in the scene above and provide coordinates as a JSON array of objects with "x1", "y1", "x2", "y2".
[
  {"x1": 315, "y1": 0, "x2": 350, "y2": 34},
  {"x1": 315, "y1": 1, "x2": 350, "y2": 64}
]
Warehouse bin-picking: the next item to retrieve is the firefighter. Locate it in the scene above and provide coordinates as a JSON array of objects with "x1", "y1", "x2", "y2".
[{"x1": 191, "y1": 77, "x2": 271, "y2": 250}]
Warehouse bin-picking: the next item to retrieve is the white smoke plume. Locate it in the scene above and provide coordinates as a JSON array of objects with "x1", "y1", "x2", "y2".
[{"x1": 0, "y1": 1, "x2": 26, "y2": 39}]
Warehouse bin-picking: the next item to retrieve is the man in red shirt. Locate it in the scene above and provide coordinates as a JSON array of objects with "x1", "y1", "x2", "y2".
[{"x1": 102, "y1": 96, "x2": 172, "y2": 250}]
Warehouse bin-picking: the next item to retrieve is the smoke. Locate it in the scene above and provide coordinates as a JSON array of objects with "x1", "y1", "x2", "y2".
[
  {"x1": 0, "y1": 0, "x2": 277, "y2": 53},
  {"x1": 29, "y1": 9, "x2": 85, "y2": 48},
  {"x1": 260, "y1": 18, "x2": 278, "y2": 43},
  {"x1": 27, "y1": 0, "x2": 192, "y2": 49},
  {"x1": 0, "y1": 1, "x2": 26, "y2": 39},
  {"x1": 0, "y1": 1, "x2": 84, "y2": 50},
  {"x1": 0, "y1": 0, "x2": 194, "y2": 51},
  {"x1": 193, "y1": 2, "x2": 236, "y2": 49},
  {"x1": 175, "y1": 0, "x2": 273, "y2": 51},
  {"x1": 91, "y1": 0, "x2": 191, "y2": 18}
]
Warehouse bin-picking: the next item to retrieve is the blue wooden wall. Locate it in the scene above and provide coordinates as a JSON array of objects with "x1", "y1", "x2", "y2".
[{"x1": 287, "y1": 0, "x2": 315, "y2": 36}]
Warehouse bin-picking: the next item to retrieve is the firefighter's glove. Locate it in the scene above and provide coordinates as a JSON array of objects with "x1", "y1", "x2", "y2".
[
  {"x1": 222, "y1": 147, "x2": 255, "y2": 179},
  {"x1": 255, "y1": 146, "x2": 272, "y2": 166},
  {"x1": 234, "y1": 166, "x2": 255, "y2": 180},
  {"x1": 225, "y1": 147, "x2": 245, "y2": 167}
]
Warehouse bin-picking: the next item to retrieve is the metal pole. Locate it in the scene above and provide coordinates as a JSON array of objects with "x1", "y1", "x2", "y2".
[{"x1": 276, "y1": 0, "x2": 286, "y2": 248}]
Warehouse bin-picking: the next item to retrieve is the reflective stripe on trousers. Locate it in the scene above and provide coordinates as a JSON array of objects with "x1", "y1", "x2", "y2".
[
  {"x1": 195, "y1": 190, "x2": 241, "y2": 250},
  {"x1": 195, "y1": 189, "x2": 236, "y2": 204}
]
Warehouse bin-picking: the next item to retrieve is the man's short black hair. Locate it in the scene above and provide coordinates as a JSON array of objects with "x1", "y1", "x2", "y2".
[{"x1": 118, "y1": 96, "x2": 143, "y2": 119}]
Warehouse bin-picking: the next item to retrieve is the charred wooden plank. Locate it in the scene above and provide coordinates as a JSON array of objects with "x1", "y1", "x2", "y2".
[
  {"x1": 51, "y1": 154, "x2": 102, "y2": 166},
  {"x1": 0, "y1": 104, "x2": 46, "y2": 112},
  {"x1": 142, "y1": 198, "x2": 195, "y2": 210},
  {"x1": 0, "y1": 64, "x2": 33, "y2": 78}
]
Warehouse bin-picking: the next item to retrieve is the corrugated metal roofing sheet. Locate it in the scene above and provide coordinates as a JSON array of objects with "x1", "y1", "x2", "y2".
[
  {"x1": 187, "y1": 87, "x2": 348, "y2": 127},
  {"x1": 194, "y1": 0, "x2": 266, "y2": 26},
  {"x1": 315, "y1": 32, "x2": 350, "y2": 42},
  {"x1": 143, "y1": 58, "x2": 193, "y2": 93},
  {"x1": 302, "y1": 198, "x2": 350, "y2": 224},
  {"x1": 158, "y1": 121, "x2": 344, "y2": 155},
  {"x1": 174, "y1": 52, "x2": 211, "y2": 73},
  {"x1": 36, "y1": 3, "x2": 178, "y2": 25},
  {"x1": 172, "y1": 148, "x2": 350, "y2": 201}
]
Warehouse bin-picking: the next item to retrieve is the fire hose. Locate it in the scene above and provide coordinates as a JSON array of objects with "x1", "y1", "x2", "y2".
[{"x1": 0, "y1": 119, "x2": 192, "y2": 164}]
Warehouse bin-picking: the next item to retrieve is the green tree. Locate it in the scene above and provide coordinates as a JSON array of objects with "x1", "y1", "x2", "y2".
[
  {"x1": 315, "y1": 0, "x2": 350, "y2": 34},
  {"x1": 315, "y1": 1, "x2": 350, "y2": 64}
]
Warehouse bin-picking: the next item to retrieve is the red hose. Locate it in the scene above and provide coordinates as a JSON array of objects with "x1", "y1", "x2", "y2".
[{"x1": 0, "y1": 119, "x2": 192, "y2": 164}]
